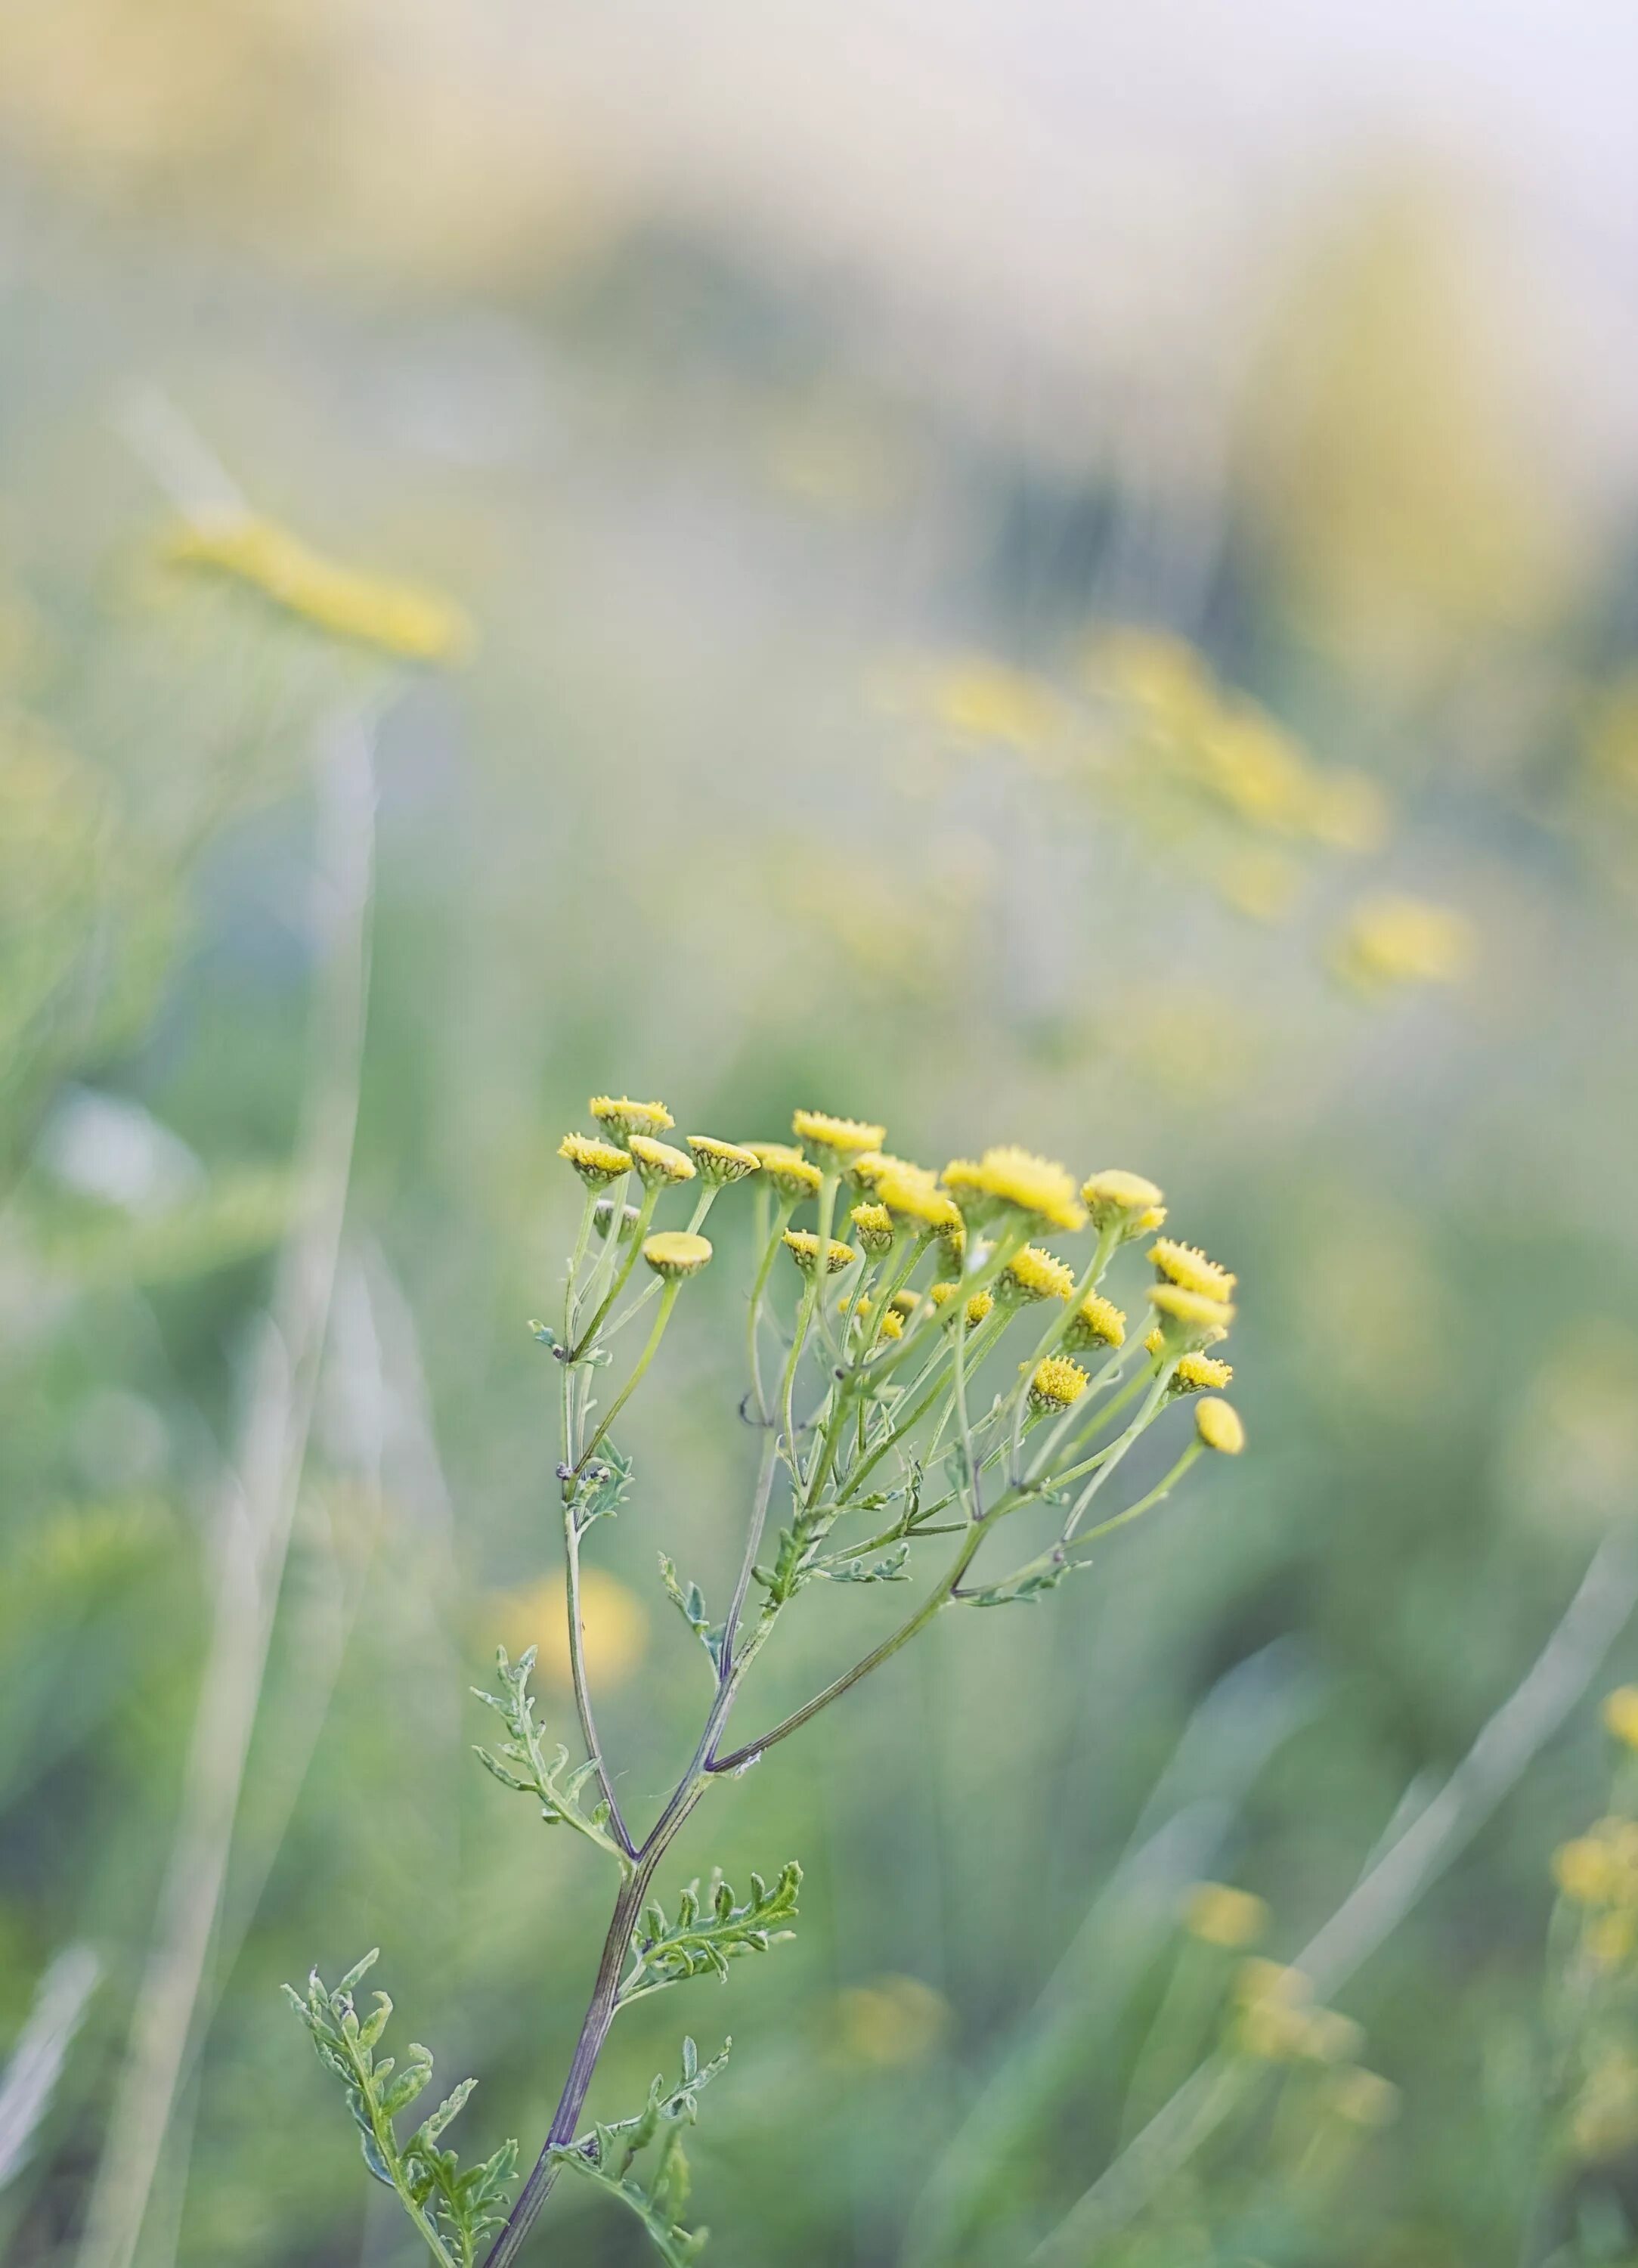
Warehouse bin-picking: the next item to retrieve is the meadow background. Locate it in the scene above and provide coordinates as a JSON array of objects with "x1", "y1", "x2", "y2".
[{"x1": 4, "y1": 5, "x2": 1638, "y2": 2263}]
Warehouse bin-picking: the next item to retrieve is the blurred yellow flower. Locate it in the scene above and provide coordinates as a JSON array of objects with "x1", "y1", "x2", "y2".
[
  {"x1": 591, "y1": 1098, "x2": 675, "y2": 1139},
  {"x1": 834, "y1": 1974, "x2": 951, "y2": 2068},
  {"x1": 1150, "y1": 1238, "x2": 1237, "y2": 1302},
  {"x1": 792, "y1": 1108, "x2": 887, "y2": 1162},
  {"x1": 1331, "y1": 894, "x2": 1473, "y2": 993},
  {"x1": 1602, "y1": 1687, "x2": 1638, "y2": 1752},
  {"x1": 999, "y1": 1246, "x2": 1075, "y2": 1304},
  {"x1": 1195, "y1": 1398, "x2": 1246, "y2": 1455},
  {"x1": 924, "y1": 657, "x2": 1061, "y2": 754},
  {"x1": 943, "y1": 1148, "x2": 1086, "y2": 1234},
  {"x1": 1184, "y1": 1882, "x2": 1268, "y2": 1949},
  {"x1": 164, "y1": 516, "x2": 469, "y2": 662},
  {"x1": 491, "y1": 1568, "x2": 649, "y2": 1694}
]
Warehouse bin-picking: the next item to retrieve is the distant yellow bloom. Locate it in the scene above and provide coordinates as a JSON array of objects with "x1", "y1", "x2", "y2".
[
  {"x1": 834, "y1": 1974, "x2": 951, "y2": 2068},
  {"x1": 889, "y1": 1289, "x2": 921, "y2": 1315},
  {"x1": 999, "y1": 1246, "x2": 1076, "y2": 1303},
  {"x1": 749, "y1": 1144, "x2": 824, "y2": 1201},
  {"x1": 878, "y1": 1309, "x2": 906, "y2": 1341},
  {"x1": 1301, "y1": 2007, "x2": 1366, "y2": 2065},
  {"x1": 1589, "y1": 1910, "x2": 1637, "y2": 1970},
  {"x1": 1195, "y1": 1398, "x2": 1246, "y2": 1455},
  {"x1": 164, "y1": 515, "x2": 470, "y2": 663},
  {"x1": 627, "y1": 1135, "x2": 696, "y2": 1188},
  {"x1": 1325, "y1": 2068, "x2": 1401, "y2": 2129},
  {"x1": 558, "y1": 1132, "x2": 633, "y2": 1187},
  {"x1": 926, "y1": 656, "x2": 1061, "y2": 752},
  {"x1": 1064, "y1": 1292, "x2": 1127, "y2": 1352},
  {"x1": 1308, "y1": 767, "x2": 1390, "y2": 854},
  {"x1": 491, "y1": 1568, "x2": 647, "y2": 1693},
  {"x1": 792, "y1": 1108, "x2": 887, "y2": 1162},
  {"x1": 943, "y1": 1147, "x2": 1087, "y2": 1234},
  {"x1": 1235, "y1": 1958, "x2": 1312, "y2": 2009},
  {"x1": 1332, "y1": 894, "x2": 1474, "y2": 993},
  {"x1": 783, "y1": 1230, "x2": 859, "y2": 1275},
  {"x1": 643, "y1": 1231, "x2": 713, "y2": 1279},
  {"x1": 1150, "y1": 1284, "x2": 1235, "y2": 1347},
  {"x1": 1184, "y1": 1882, "x2": 1268, "y2": 1949},
  {"x1": 875, "y1": 1161, "x2": 964, "y2": 1235},
  {"x1": 1555, "y1": 1836, "x2": 1621, "y2": 1907},
  {"x1": 1150, "y1": 1238, "x2": 1237, "y2": 1301},
  {"x1": 1603, "y1": 1687, "x2": 1638, "y2": 1752},
  {"x1": 930, "y1": 1282, "x2": 993, "y2": 1328},
  {"x1": 591, "y1": 1097, "x2": 676, "y2": 1139},
  {"x1": 850, "y1": 1203, "x2": 896, "y2": 1254},
  {"x1": 1080, "y1": 1170, "x2": 1166, "y2": 1239},
  {"x1": 686, "y1": 1136, "x2": 761, "y2": 1186},
  {"x1": 1173, "y1": 1352, "x2": 1234, "y2": 1394},
  {"x1": 1029, "y1": 1356, "x2": 1088, "y2": 1414},
  {"x1": 849, "y1": 1151, "x2": 912, "y2": 1194}
]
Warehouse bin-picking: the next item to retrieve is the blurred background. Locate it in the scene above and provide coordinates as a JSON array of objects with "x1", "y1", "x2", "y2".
[{"x1": 4, "y1": 4, "x2": 1638, "y2": 2263}]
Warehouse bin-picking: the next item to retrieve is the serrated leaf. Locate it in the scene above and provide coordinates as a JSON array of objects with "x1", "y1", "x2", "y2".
[{"x1": 618, "y1": 1865, "x2": 800, "y2": 2006}]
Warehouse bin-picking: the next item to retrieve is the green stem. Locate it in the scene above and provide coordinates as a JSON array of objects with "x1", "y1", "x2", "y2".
[
  {"x1": 746, "y1": 1201, "x2": 794, "y2": 1424},
  {"x1": 573, "y1": 1182, "x2": 660, "y2": 1356},
  {"x1": 575, "y1": 1278, "x2": 683, "y2": 1477}
]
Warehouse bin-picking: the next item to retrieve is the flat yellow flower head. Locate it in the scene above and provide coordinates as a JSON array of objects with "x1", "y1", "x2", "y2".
[
  {"x1": 1172, "y1": 1352, "x2": 1234, "y2": 1396},
  {"x1": 875, "y1": 1161, "x2": 964, "y2": 1236},
  {"x1": 1195, "y1": 1397, "x2": 1246, "y2": 1455},
  {"x1": 643, "y1": 1230, "x2": 714, "y2": 1280},
  {"x1": 1184, "y1": 1882, "x2": 1268, "y2": 1949},
  {"x1": 1081, "y1": 1170, "x2": 1166, "y2": 1241},
  {"x1": 1603, "y1": 1687, "x2": 1638, "y2": 1753},
  {"x1": 943, "y1": 1147, "x2": 1087, "y2": 1234},
  {"x1": 1150, "y1": 1238, "x2": 1237, "y2": 1301},
  {"x1": 850, "y1": 1202, "x2": 896, "y2": 1255},
  {"x1": 627, "y1": 1135, "x2": 696, "y2": 1188},
  {"x1": 590, "y1": 1096, "x2": 675, "y2": 1139},
  {"x1": 1150, "y1": 1283, "x2": 1235, "y2": 1348},
  {"x1": 783, "y1": 1229, "x2": 859, "y2": 1275},
  {"x1": 878, "y1": 1308, "x2": 906, "y2": 1341},
  {"x1": 999, "y1": 1246, "x2": 1076, "y2": 1303},
  {"x1": 165, "y1": 515, "x2": 471, "y2": 663},
  {"x1": 558, "y1": 1132, "x2": 633, "y2": 1187},
  {"x1": 930, "y1": 1282, "x2": 992, "y2": 1328},
  {"x1": 748, "y1": 1144, "x2": 825, "y2": 1201},
  {"x1": 1064, "y1": 1292, "x2": 1126, "y2": 1352},
  {"x1": 1028, "y1": 1356, "x2": 1089, "y2": 1413},
  {"x1": 686, "y1": 1136, "x2": 761, "y2": 1187},
  {"x1": 793, "y1": 1108, "x2": 888, "y2": 1163}
]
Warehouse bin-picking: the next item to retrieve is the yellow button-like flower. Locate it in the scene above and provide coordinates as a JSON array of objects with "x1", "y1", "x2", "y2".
[
  {"x1": 748, "y1": 1144, "x2": 824, "y2": 1201},
  {"x1": 875, "y1": 1160, "x2": 964, "y2": 1235},
  {"x1": 782, "y1": 1229, "x2": 859, "y2": 1275},
  {"x1": 1173, "y1": 1352, "x2": 1234, "y2": 1395},
  {"x1": 1064, "y1": 1292, "x2": 1127, "y2": 1352},
  {"x1": 1081, "y1": 1170, "x2": 1166, "y2": 1240},
  {"x1": 686, "y1": 1136, "x2": 760, "y2": 1186},
  {"x1": 999, "y1": 1246, "x2": 1076, "y2": 1303},
  {"x1": 627, "y1": 1136, "x2": 696, "y2": 1187},
  {"x1": 930, "y1": 1283, "x2": 993, "y2": 1328},
  {"x1": 1150, "y1": 1284, "x2": 1235, "y2": 1347},
  {"x1": 590, "y1": 1096, "x2": 676, "y2": 1139},
  {"x1": 1150, "y1": 1238, "x2": 1237, "y2": 1301},
  {"x1": 1195, "y1": 1397, "x2": 1245, "y2": 1455},
  {"x1": 1332, "y1": 894, "x2": 1473, "y2": 993},
  {"x1": 1325, "y1": 2068, "x2": 1401, "y2": 2129},
  {"x1": 943, "y1": 1146, "x2": 1087, "y2": 1234},
  {"x1": 558, "y1": 1132, "x2": 633, "y2": 1187},
  {"x1": 1184, "y1": 1882, "x2": 1268, "y2": 1949},
  {"x1": 878, "y1": 1308, "x2": 905, "y2": 1341},
  {"x1": 792, "y1": 1108, "x2": 887, "y2": 1163},
  {"x1": 1603, "y1": 1687, "x2": 1638, "y2": 1753},
  {"x1": 643, "y1": 1231, "x2": 714, "y2": 1279},
  {"x1": 850, "y1": 1202, "x2": 896, "y2": 1254},
  {"x1": 1028, "y1": 1356, "x2": 1089, "y2": 1414}
]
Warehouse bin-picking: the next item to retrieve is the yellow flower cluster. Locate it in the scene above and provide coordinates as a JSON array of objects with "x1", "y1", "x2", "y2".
[
  {"x1": 930, "y1": 1283, "x2": 994, "y2": 1328},
  {"x1": 943, "y1": 1148, "x2": 1086, "y2": 1234},
  {"x1": 1231, "y1": 1961, "x2": 1360, "y2": 2065},
  {"x1": 1064, "y1": 1292, "x2": 1126, "y2": 1352},
  {"x1": 559, "y1": 1132, "x2": 633, "y2": 1186}
]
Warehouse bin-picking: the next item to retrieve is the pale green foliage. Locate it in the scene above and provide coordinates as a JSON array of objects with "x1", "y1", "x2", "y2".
[
  {"x1": 619, "y1": 1864, "x2": 802, "y2": 2006},
  {"x1": 548, "y1": 2037, "x2": 732, "y2": 2268},
  {"x1": 469, "y1": 1647, "x2": 626, "y2": 1866},
  {"x1": 284, "y1": 1953, "x2": 517, "y2": 2268}
]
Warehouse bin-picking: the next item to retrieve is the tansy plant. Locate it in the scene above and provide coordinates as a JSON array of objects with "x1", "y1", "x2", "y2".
[{"x1": 288, "y1": 1099, "x2": 1248, "y2": 2267}]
